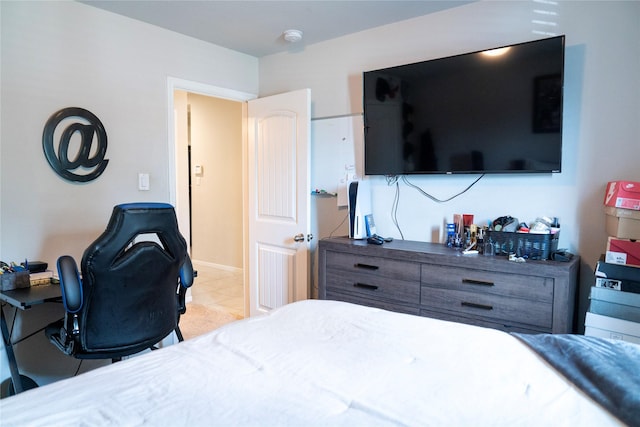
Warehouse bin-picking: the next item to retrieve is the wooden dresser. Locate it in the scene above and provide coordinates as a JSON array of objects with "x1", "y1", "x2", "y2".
[{"x1": 318, "y1": 237, "x2": 579, "y2": 334}]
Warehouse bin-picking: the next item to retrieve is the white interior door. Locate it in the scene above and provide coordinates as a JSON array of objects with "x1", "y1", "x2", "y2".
[{"x1": 248, "y1": 89, "x2": 311, "y2": 316}]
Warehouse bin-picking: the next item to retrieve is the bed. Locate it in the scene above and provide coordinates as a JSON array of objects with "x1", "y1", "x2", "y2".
[{"x1": 1, "y1": 299, "x2": 638, "y2": 426}]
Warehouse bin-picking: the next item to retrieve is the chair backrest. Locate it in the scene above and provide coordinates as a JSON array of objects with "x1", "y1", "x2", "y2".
[{"x1": 78, "y1": 202, "x2": 188, "y2": 356}]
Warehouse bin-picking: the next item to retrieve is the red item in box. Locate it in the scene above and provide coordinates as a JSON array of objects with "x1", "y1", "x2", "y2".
[
  {"x1": 606, "y1": 237, "x2": 640, "y2": 268},
  {"x1": 604, "y1": 181, "x2": 640, "y2": 210}
]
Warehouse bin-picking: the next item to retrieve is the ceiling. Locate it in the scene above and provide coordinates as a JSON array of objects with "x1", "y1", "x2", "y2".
[{"x1": 80, "y1": 1, "x2": 473, "y2": 58}]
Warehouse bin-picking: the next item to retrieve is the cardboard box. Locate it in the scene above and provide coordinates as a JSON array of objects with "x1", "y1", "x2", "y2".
[
  {"x1": 584, "y1": 312, "x2": 640, "y2": 344},
  {"x1": 594, "y1": 256, "x2": 640, "y2": 293},
  {"x1": 29, "y1": 271, "x2": 54, "y2": 286},
  {"x1": 604, "y1": 180, "x2": 640, "y2": 210},
  {"x1": 606, "y1": 237, "x2": 640, "y2": 268},
  {"x1": 605, "y1": 206, "x2": 640, "y2": 240},
  {"x1": 589, "y1": 286, "x2": 640, "y2": 323}
]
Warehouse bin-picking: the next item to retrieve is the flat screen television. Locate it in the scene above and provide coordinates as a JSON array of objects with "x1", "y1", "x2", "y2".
[{"x1": 363, "y1": 35, "x2": 565, "y2": 175}]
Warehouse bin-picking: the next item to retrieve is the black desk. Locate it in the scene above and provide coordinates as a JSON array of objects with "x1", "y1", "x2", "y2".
[{"x1": 1, "y1": 284, "x2": 62, "y2": 395}]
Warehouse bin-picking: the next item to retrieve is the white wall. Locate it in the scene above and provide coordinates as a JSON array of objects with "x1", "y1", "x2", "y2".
[
  {"x1": 0, "y1": 0, "x2": 257, "y2": 387},
  {"x1": 188, "y1": 93, "x2": 244, "y2": 269},
  {"x1": 259, "y1": 0, "x2": 640, "y2": 330},
  {"x1": 0, "y1": 1, "x2": 257, "y2": 265}
]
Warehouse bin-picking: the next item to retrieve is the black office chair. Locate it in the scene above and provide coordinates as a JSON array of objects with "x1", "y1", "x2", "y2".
[{"x1": 45, "y1": 202, "x2": 194, "y2": 361}]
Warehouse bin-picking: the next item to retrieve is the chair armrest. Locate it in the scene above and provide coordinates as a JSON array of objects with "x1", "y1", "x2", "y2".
[
  {"x1": 57, "y1": 255, "x2": 83, "y2": 313},
  {"x1": 179, "y1": 255, "x2": 194, "y2": 289},
  {"x1": 177, "y1": 255, "x2": 195, "y2": 315}
]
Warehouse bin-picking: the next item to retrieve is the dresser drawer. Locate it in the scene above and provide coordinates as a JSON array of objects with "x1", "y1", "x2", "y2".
[
  {"x1": 421, "y1": 286, "x2": 553, "y2": 330},
  {"x1": 326, "y1": 251, "x2": 420, "y2": 282},
  {"x1": 421, "y1": 264, "x2": 553, "y2": 303},
  {"x1": 327, "y1": 291, "x2": 420, "y2": 316},
  {"x1": 326, "y1": 270, "x2": 420, "y2": 305},
  {"x1": 419, "y1": 309, "x2": 545, "y2": 334}
]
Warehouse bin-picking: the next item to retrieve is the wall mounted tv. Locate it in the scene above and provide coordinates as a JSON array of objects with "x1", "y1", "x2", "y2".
[{"x1": 363, "y1": 35, "x2": 565, "y2": 175}]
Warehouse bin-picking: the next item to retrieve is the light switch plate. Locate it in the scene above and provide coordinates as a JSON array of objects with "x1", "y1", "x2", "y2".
[{"x1": 138, "y1": 173, "x2": 150, "y2": 191}]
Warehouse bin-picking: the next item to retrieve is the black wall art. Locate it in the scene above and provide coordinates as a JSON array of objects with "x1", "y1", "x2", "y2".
[{"x1": 42, "y1": 107, "x2": 109, "y2": 182}]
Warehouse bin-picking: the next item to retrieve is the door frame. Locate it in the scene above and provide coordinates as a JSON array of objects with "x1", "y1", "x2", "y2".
[{"x1": 166, "y1": 77, "x2": 256, "y2": 315}]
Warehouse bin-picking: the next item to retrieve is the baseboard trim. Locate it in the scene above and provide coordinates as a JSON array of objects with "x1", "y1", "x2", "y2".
[{"x1": 192, "y1": 260, "x2": 242, "y2": 274}]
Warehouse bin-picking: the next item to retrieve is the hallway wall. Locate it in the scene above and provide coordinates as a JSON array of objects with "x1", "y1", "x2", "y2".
[{"x1": 189, "y1": 94, "x2": 244, "y2": 269}]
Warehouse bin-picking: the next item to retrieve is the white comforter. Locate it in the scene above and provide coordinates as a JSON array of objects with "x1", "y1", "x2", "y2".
[{"x1": 0, "y1": 300, "x2": 621, "y2": 426}]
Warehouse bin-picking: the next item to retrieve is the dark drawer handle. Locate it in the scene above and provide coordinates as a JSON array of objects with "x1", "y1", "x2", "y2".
[
  {"x1": 461, "y1": 301, "x2": 493, "y2": 310},
  {"x1": 462, "y1": 278, "x2": 495, "y2": 287},
  {"x1": 354, "y1": 263, "x2": 379, "y2": 270},
  {"x1": 354, "y1": 282, "x2": 379, "y2": 291}
]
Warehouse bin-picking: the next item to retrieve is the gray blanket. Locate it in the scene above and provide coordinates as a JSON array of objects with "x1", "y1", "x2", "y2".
[{"x1": 513, "y1": 333, "x2": 640, "y2": 427}]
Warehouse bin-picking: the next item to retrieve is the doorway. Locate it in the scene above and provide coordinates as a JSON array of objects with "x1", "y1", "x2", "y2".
[
  {"x1": 168, "y1": 79, "x2": 256, "y2": 336},
  {"x1": 186, "y1": 93, "x2": 244, "y2": 323}
]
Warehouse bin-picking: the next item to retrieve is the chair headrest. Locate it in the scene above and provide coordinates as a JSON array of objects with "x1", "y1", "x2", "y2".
[{"x1": 83, "y1": 202, "x2": 187, "y2": 271}]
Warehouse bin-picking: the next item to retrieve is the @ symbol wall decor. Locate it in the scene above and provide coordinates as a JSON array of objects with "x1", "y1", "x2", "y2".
[{"x1": 42, "y1": 107, "x2": 109, "y2": 183}]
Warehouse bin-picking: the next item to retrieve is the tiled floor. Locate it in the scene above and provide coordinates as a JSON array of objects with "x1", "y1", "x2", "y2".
[{"x1": 191, "y1": 263, "x2": 245, "y2": 318}]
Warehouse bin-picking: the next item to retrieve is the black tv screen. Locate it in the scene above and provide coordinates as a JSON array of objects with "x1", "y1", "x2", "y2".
[{"x1": 363, "y1": 35, "x2": 565, "y2": 175}]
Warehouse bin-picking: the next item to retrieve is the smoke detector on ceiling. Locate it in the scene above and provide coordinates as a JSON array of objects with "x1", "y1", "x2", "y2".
[{"x1": 283, "y1": 29, "x2": 303, "y2": 43}]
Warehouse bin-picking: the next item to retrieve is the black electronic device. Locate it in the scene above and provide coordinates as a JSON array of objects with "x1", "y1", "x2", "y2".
[
  {"x1": 367, "y1": 235, "x2": 384, "y2": 245},
  {"x1": 26, "y1": 261, "x2": 48, "y2": 273},
  {"x1": 363, "y1": 35, "x2": 565, "y2": 176}
]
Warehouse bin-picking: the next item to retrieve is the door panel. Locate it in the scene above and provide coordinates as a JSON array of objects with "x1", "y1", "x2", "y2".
[
  {"x1": 257, "y1": 243, "x2": 295, "y2": 309},
  {"x1": 256, "y1": 112, "x2": 297, "y2": 221}
]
